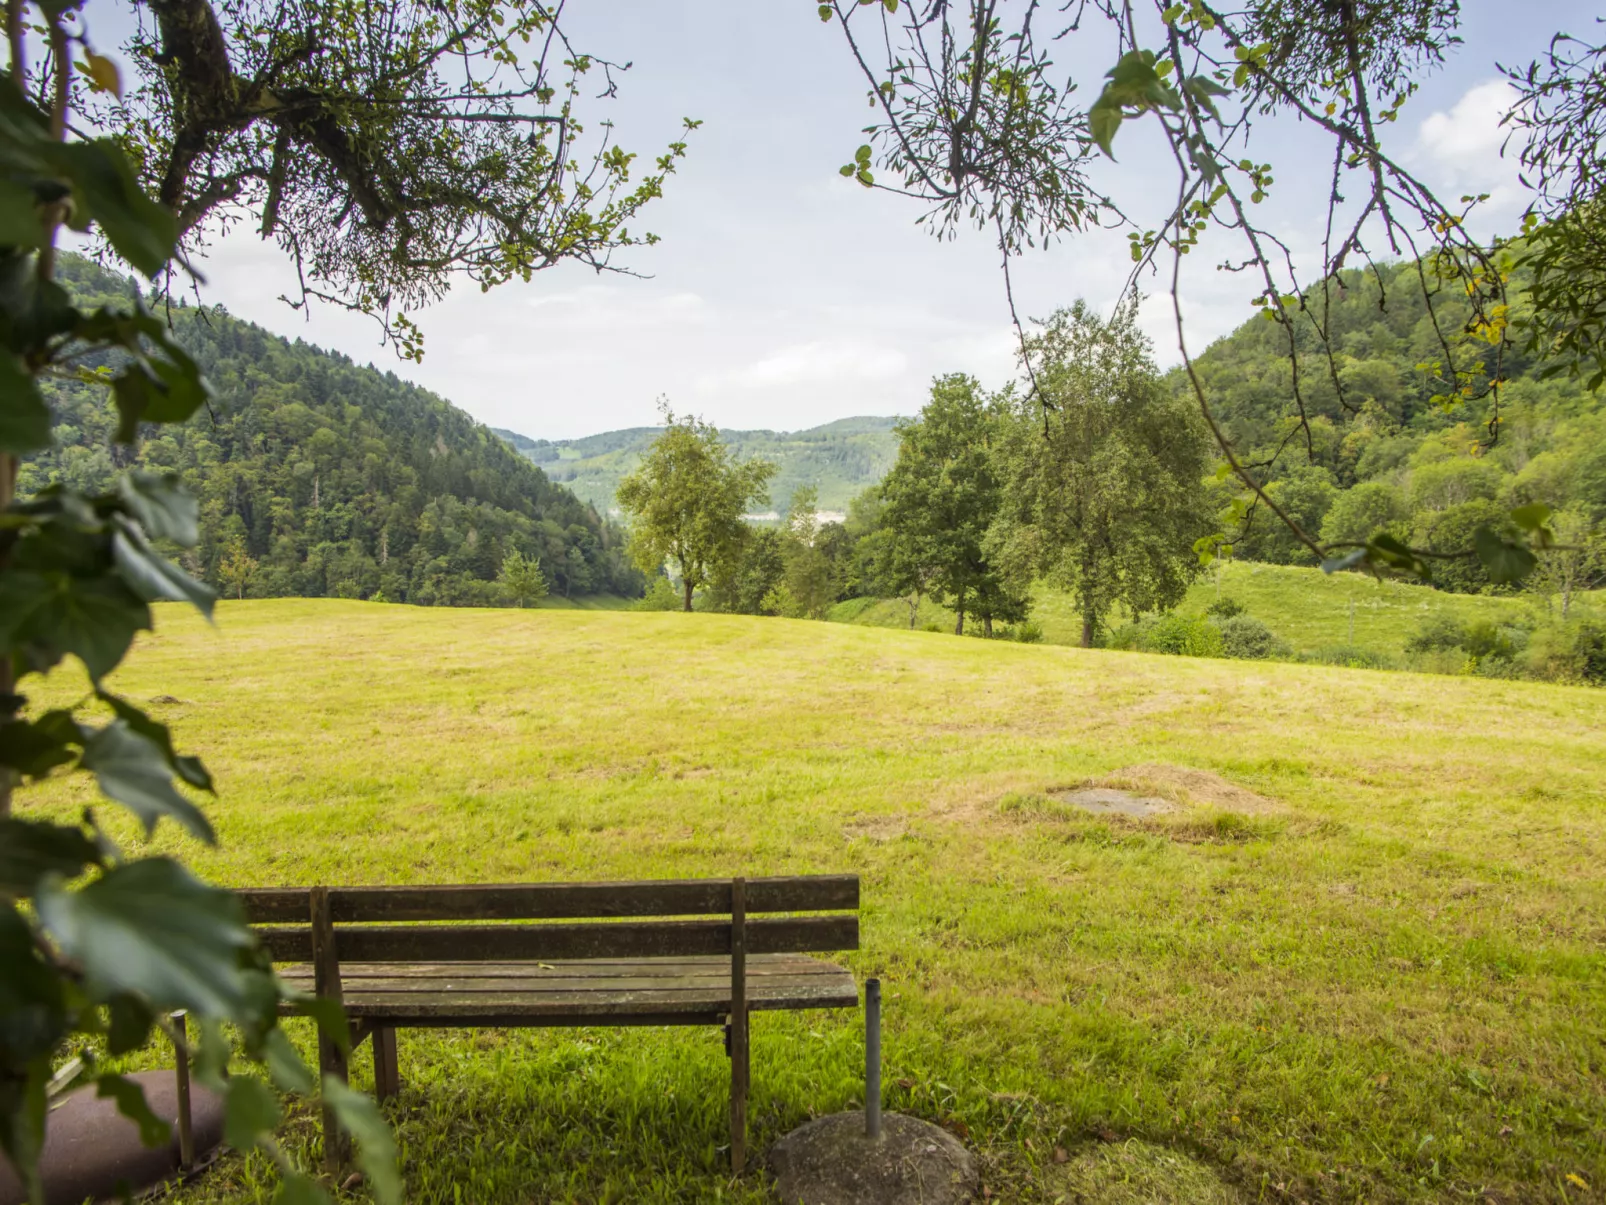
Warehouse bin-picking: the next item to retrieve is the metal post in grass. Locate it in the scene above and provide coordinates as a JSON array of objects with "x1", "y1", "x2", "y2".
[
  {"x1": 865, "y1": 978, "x2": 882, "y2": 1141},
  {"x1": 172, "y1": 1010, "x2": 194, "y2": 1169}
]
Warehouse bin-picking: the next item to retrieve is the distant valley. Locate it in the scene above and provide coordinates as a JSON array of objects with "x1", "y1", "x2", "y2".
[{"x1": 494, "y1": 416, "x2": 902, "y2": 515}]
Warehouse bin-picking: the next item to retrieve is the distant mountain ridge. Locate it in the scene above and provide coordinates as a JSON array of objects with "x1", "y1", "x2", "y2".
[{"x1": 494, "y1": 416, "x2": 903, "y2": 514}]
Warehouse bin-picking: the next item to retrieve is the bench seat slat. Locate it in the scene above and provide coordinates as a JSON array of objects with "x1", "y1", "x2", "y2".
[
  {"x1": 257, "y1": 916, "x2": 856, "y2": 963},
  {"x1": 241, "y1": 875, "x2": 858, "y2": 924},
  {"x1": 273, "y1": 955, "x2": 858, "y2": 1019}
]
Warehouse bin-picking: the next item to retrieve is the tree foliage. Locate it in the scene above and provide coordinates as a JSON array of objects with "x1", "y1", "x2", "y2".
[
  {"x1": 991, "y1": 301, "x2": 1214, "y2": 645},
  {"x1": 615, "y1": 406, "x2": 775, "y2": 612},
  {"x1": 93, "y1": 0, "x2": 696, "y2": 357},
  {"x1": 0, "y1": 12, "x2": 393, "y2": 1201},
  {"x1": 498, "y1": 548, "x2": 547, "y2": 607},
  {"x1": 23, "y1": 255, "x2": 642, "y2": 606},
  {"x1": 879, "y1": 374, "x2": 1023, "y2": 636},
  {"x1": 821, "y1": 0, "x2": 1561, "y2": 586}
]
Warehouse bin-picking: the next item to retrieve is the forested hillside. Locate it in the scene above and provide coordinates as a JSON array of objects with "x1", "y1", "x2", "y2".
[
  {"x1": 21, "y1": 256, "x2": 643, "y2": 605},
  {"x1": 496, "y1": 415, "x2": 900, "y2": 514},
  {"x1": 1185, "y1": 258, "x2": 1606, "y2": 591}
]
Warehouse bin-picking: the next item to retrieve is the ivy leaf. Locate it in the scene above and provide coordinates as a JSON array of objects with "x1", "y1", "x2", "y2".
[
  {"x1": 117, "y1": 471, "x2": 201, "y2": 546},
  {"x1": 35, "y1": 857, "x2": 253, "y2": 1015},
  {"x1": 97, "y1": 692, "x2": 213, "y2": 792},
  {"x1": 79, "y1": 719, "x2": 215, "y2": 842},
  {"x1": 323, "y1": 1076, "x2": 402, "y2": 1205},
  {"x1": 112, "y1": 525, "x2": 217, "y2": 616},
  {"x1": 0, "y1": 352, "x2": 50, "y2": 453},
  {"x1": 223, "y1": 1075, "x2": 281, "y2": 1151},
  {"x1": 260, "y1": 1028, "x2": 317, "y2": 1095},
  {"x1": 49, "y1": 141, "x2": 176, "y2": 279},
  {"x1": 0, "y1": 819, "x2": 101, "y2": 893},
  {"x1": 105, "y1": 993, "x2": 155, "y2": 1056},
  {"x1": 0, "y1": 714, "x2": 79, "y2": 779},
  {"x1": 1473, "y1": 525, "x2": 1538, "y2": 584},
  {"x1": 96, "y1": 1073, "x2": 171, "y2": 1148},
  {"x1": 0, "y1": 570, "x2": 151, "y2": 682}
]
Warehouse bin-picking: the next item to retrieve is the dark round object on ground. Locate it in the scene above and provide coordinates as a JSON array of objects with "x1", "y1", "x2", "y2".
[
  {"x1": 768, "y1": 1111, "x2": 977, "y2": 1205},
  {"x1": 0, "y1": 1070, "x2": 224, "y2": 1205}
]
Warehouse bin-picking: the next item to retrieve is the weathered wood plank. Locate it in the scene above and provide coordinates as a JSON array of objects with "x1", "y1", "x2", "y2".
[
  {"x1": 306, "y1": 984, "x2": 860, "y2": 1018},
  {"x1": 257, "y1": 916, "x2": 858, "y2": 963},
  {"x1": 240, "y1": 876, "x2": 859, "y2": 924},
  {"x1": 277, "y1": 972, "x2": 848, "y2": 994},
  {"x1": 281, "y1": 955, "x2": 830, "y2": 977},
  {"x1": 310, "y1": 888, "x2": 348, "y2": 1174}
]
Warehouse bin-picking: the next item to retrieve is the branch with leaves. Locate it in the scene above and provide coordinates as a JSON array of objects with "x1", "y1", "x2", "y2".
[{"x1": 1, "y1": 5, "x2": 395, "y2": 1202}]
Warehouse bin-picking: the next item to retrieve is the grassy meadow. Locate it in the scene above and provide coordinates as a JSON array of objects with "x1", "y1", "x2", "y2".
[
  {"x1": 830, "y1": 561, "x2": 1603, "y2": 658},
  {"x1": 25, "y1": 600, "x2": 1606, "y2": 1203}
]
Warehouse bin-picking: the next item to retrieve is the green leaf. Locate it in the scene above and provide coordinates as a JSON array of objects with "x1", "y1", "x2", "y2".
[
  {"x1": 1473, "y1": 525, "x2": 1538, "y2": 584},
  {"x1": 0, "y1": 178, "x2": 44, "y2": 247},
  {"x1": 0, "y1": 715, "x2": 79, "y2": 779},
  {"x1": 97, "y1": 1073, "x2": 172, "y2": 1148},
  {"x1": 274, "y1": 1171, "x2": 333, "y2": 1205},
  {"x1": 1089, "y1": 102, "x2": 1123, "y2": 157},
  {"x1": 112, "y1": 525, "x2": 217, "y2": 616},
  {"x1": 79, "y1": 720, "x2": 215, "y2": 842},
  {"x1": 0, "y1": 819, "x2": 100, "y2": 892},
  {"x1": 283, "y1": 987, "x2": 351, "y2": 1056},
  {"x1": 0, "y1": 352, "x2": 50, "y2": 454},
  {"x1": 0, "y1": 902, "x2": 69, "y2": 1067},
  {"x1": 50, "y1": 141, "x2": 176, "y2": 278},
  {"x1": 323, "y1": 1076, "x2": 401, "y2": 1205},
  {"x1": 117, "y1": 472, "x2": 201, "y2": 546},
  {"x1": 260, "y1": 1028, "x2": 317, "y2": 1095},
  {"x1": 35, "y1": 857, "x2": 253, "y2": 1015},
  {"x1": 97, "y1": 692, "x2": 213, "y2": 792},
  {"x1": 0, "y1": 570, "x2": 150, "y2": 682},
  {"x1": 105, "y1": 993, "x2": 155, "y2": 1056},
  {"x1": 224, "y1": 1075, "x2": 281, "y2": 1151},
  {"x1": 0, "y1": 1055, "x2": 49, "y2": 1205},
  {"x1": 1510, "y1": 502, "x2": 1553, "y2": 533},
  {"x1": 818, "y1": 4, "x2": 832, "y2": 20}
]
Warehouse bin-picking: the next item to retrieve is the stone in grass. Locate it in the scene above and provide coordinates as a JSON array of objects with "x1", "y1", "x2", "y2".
[
  {"x1": 768, "y1": 1111, "x2": 977, "y2": 1205},
  {"x1": 0, "y1": 1070, "x2": 224, "y2": 1205}
]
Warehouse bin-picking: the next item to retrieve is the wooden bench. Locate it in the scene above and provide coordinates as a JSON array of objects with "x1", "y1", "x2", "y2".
[{"x1": 239, "y1": 875, "x2": 860, "y2": 1173}]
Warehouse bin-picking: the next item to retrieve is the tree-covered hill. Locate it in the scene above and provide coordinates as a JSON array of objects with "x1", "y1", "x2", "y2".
[
  {"x1": 496, "y1": 414, "x2": 901, "y2": 515},
  {"x1": 1177, "y1": 258, "x2": 1606, "y2": 591},
  {"x1": 22, "y1": 255, "x2": 644, "y2": 605}
]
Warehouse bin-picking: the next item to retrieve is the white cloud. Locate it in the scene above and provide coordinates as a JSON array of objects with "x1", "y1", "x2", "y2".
[
  {"x1": 697, "y1": 339, "x2": 908, "y2": 391},
  {"x1": 1413, "y1": 80, "x2": 1526, "y2": 220}
]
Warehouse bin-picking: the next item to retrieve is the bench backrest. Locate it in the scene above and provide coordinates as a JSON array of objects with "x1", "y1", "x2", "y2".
[{"x1": 240, "y1": 875, "x2": 859, "y2": 964}]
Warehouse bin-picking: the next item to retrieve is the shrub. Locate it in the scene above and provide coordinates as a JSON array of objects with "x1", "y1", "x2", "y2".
[
  {"x1": 1143, "y1": 612, "x2": 1225, "y2": 658},
  {"x1": 1303, "y1": 644, "x2": 1397, "y2": 670},
  {"x1": 1526, "y1": 618, "x2": 1606, "y2": 684},
  {"x1": 1014, "y1": 619, "x2": 1045, "y2": 644},
  {"x1": 1404, "y1": 612, "x2": 1469, "y2": 654},
  {"x1": 1205, "y1": 596, "x2": 1245, "y2": 619},
  {"x1": 636, "y1": 576, "x2": 680, "y2": 611},
  {"x1": 1217, "y1": 614, "x2": 1287, "y2": 659},
  {"x1": 760, "y1": 582, "x2": 803, "y2": 617},
  {"x1": 1462, "y1": 619, "x2": 1525, "y2": 662}
]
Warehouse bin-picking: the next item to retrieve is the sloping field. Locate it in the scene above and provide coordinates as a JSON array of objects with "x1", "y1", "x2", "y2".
[
  {"x1": 831, "y1": 561, "x2": 1602, "y2": 656},
  {"x1": 28, "y1": 601, "x2": 1606, "y2": 1203}
]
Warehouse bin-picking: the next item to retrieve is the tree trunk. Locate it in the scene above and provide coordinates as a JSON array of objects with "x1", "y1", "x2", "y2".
[
  {"x1": 1081, "y1": 607, "x2": 1095, "y2": 649},
  {"x1": 683, "y1": 577, "x2": 694, "y2": 612},
  {"x1": 983, "y1": 614, "x2": 993, "y2": 638},
  {"x1": 954, "y1": 588, "x2": 965, "y2": 636},
  {"x1": 907, "y1": 592, "x2": 918, "y2": 628}
]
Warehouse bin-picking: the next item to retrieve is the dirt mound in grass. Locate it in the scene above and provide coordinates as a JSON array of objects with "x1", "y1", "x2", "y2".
[
  {"x1": 1046, "y1": 1139, "x2": 1246, "y2": 1204},
  {"x1": 1082, "y1": 764, "x2": 1277, "y2": 814}
]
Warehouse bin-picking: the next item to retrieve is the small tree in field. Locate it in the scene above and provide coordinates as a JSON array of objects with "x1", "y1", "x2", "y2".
[
  {"x1": 990, "y1": 300, "x2": 1215, "y2": 647},
  {"x1": 218, "y1": 535, "x2": 258, "y2": 600},
  {"x1": 499, "y1": 549, "x2": 548, "y2": 608},
  {"x1": 616, "y1": 405, "x2": 775, "y2": 612}
]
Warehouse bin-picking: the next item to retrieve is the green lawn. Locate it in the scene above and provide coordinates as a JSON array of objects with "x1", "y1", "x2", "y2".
[
  {"x1": 830, "y1": 561, "x2": 1600, "y2": 657},
  {"x1": 25, "y1": 600, "x2": 1606, "y2": 1203}
]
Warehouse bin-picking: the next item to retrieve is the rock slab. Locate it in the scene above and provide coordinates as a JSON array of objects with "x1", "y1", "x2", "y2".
[
  {"x1": 769, "y1": 1111, "x2": 977, "y2": 1205},
  {"x1": 0, "y1": 1069, "x2": 224, "y2": 1205}
]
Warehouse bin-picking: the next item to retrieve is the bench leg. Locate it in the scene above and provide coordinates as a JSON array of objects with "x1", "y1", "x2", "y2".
[
  {"x1": 728, "y1": 1008, "x2": 749, "y2": 1174},
  {"x1": 373, "y1": 1026, "x2": 400, "y2": 1102},
  {"x1": 318, "y1": 1025, "x2": 351, "y2": 1174}
]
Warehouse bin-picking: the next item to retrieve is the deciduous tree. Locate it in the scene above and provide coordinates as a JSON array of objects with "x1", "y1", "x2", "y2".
[
  {"x1": 498, "y1": 548, "x2": 547, "y2": 607},
  {"x1": 990, "y1": 301, "x2": 1214, "y2": 646},
  {"x1": 615, "y1": 406, "x2": 775, "y2": 612}
]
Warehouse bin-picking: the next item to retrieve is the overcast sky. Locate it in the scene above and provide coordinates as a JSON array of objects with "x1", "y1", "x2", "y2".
[{"x1": 144, "y1": 1, "x2": 1598, "y2": 440}]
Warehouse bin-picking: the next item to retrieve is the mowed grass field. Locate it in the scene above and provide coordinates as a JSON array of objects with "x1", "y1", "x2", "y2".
[
  {"x1": 830, "y1": 561, "x2": 1606, "y2": 656},
  {"x1": 23, "y1": 600, "x2": 1606, "y2": 1203}
]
